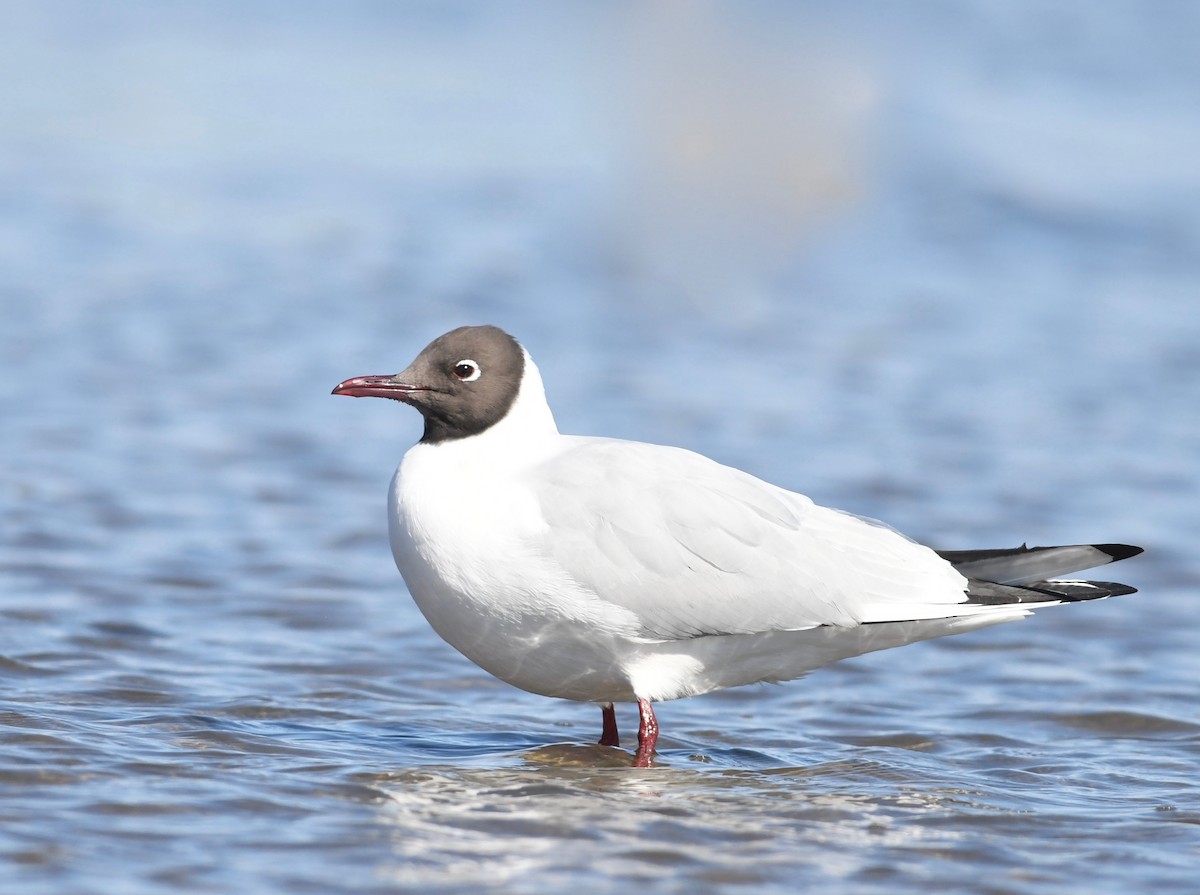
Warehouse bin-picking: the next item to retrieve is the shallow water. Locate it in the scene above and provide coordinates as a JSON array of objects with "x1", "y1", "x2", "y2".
[{"x1": 2, "y1": 3, "x2": 1199, "y2": 893}]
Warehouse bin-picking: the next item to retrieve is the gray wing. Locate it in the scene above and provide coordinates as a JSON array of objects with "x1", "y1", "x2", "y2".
[{"x1": 528, "y1": 437, "x2": 971, "y2": 640}]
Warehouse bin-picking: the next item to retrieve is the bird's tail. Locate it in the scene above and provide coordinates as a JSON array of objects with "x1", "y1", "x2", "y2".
[{"x1": 936, "y1": 543, "x2": 1144, "y2": 605}]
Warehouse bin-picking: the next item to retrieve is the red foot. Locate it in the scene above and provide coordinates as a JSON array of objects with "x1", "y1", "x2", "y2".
[
  {"x1": 633, "y1": 697, "x2": 658, "y2": 767},
  {"x1": 598, "y1": 703, "x2": 619, "y2": 747}
]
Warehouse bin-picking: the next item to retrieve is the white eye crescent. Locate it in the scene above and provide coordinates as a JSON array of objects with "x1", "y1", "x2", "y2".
[{"x1": 452, "y1": 359, "x2": 481, "y2": 382}]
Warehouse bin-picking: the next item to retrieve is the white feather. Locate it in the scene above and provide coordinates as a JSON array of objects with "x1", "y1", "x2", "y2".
[{"x1": 386, "y1": 353, "x2": 1037, "y2": 704}]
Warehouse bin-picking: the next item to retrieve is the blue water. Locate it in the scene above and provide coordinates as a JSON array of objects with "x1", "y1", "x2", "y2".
[{"x1": 2, "y1": 3, "x2": 1198, "y2": 893}]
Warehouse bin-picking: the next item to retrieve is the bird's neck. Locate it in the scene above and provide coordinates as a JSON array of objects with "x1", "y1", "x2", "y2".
[
  {"x1": 501, "y1": 350, "x2": 559, "y2": 440},
  {"x1": 420, "y1": 350, "x2": 559, "y2": 466}
]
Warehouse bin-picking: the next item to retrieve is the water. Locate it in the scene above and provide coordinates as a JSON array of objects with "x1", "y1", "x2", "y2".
[{"x1": 2, "y1": 3, "x2": 1199, "y2": 893}]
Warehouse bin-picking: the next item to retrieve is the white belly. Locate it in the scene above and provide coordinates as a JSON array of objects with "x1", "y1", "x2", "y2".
[{"x1": 387, "y1": 447, "x2": 647, "y2": 703}]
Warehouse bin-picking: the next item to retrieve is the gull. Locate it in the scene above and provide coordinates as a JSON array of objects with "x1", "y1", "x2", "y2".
[{"x1": 333, "y1": 325, "x2": 1142, "y2": 766}]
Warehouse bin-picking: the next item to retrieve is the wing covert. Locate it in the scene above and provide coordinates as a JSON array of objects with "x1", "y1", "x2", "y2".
[{"x1": 528, "y1": 438, "x2": 968, "y2": 639}]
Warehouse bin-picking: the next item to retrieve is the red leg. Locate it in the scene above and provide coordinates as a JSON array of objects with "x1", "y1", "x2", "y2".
[
  {"x1": 633, "y1": 697, "x2": 658, "y2": 767},
  {"x1": 598, "y1": 703, "x2": 620, "y2": 747}
]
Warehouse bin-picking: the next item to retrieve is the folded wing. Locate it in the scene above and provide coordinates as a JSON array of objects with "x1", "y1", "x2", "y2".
[{"x1": 530, "y1": 438, "x2": 976, "y2": 640}]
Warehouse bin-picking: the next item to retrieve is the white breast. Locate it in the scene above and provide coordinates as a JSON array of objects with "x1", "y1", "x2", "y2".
[{"x1": 386, "y1": 354, "x2": 650, "y2": 702}]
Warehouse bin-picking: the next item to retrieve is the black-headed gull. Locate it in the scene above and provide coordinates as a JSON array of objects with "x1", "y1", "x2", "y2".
[{"x1": 333, "y1": 325, "x2": 1142, "y2": 766}]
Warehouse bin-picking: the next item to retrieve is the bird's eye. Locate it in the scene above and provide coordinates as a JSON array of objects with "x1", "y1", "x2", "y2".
[{"x1": 452, "y1": 359, "x2": 481, "y2": 382}]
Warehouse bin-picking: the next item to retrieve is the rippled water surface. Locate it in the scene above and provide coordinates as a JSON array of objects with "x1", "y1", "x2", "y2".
[{"x1": 2, "y1": 3, "x2": 1199, "y2": 893}]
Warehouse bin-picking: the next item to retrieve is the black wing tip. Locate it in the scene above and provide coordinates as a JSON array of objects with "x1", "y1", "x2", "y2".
[
  {"x1": 1049, "y1": 580, "x2": 1140, "y2": 600},
  {"x1": 1103, "y1": 582, "x2": 1139, "y2": 597},
  {"x1": 1096, "y1": 544, "x2": 1144, "y2": 562},
  {"x1": 965, "y1": 578, "x2": 1139, "y2": 606}
]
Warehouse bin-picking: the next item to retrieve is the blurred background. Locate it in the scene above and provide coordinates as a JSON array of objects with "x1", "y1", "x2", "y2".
[
  {"x1": 3, "y1": 1, "x2": 1196, "y2": 546},
  {"x1": 1, "y1": 2, "x2": 1198, "y2": 893}
]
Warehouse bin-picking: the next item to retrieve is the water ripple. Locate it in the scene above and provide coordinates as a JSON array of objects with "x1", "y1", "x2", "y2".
[{"x1": 2, "y1": 3, "x2": 1198, "y2": 893}]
